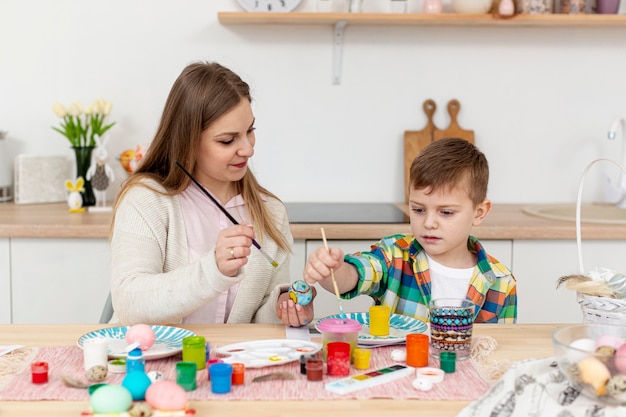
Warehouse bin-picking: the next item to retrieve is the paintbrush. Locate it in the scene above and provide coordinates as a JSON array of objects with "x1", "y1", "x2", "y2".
[
  {"x1": 320, "y1": 227, "x2": 347, "y2": 322},
  {"x1": 175, "y1": 161, "x2": 278, "y2": 268}
]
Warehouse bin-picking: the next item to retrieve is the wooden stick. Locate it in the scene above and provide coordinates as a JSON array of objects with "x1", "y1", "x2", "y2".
[{"x1": 321, "y1": 227, "x2": 347, "y2": 321}]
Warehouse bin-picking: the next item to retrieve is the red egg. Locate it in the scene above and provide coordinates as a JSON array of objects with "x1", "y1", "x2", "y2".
[{"x1": 145, "y1": 380, "x2": 188, "y2": 411}]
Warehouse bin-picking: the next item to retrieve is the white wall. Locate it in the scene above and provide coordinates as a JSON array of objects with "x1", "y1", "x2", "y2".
[{"x1": 2, "y1": 0, "x2": 626, "y2": 205}]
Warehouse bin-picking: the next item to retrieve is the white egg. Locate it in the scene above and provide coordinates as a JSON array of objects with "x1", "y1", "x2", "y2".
[{"x1": 567, "y1": 338, "x2": 596, "y2": 363}]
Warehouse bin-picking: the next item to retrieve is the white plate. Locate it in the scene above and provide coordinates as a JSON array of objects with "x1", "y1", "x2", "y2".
[
  {"x1": 215, "y1": 339, "x2": 321, "y2": 368},
  {"x1": 77, "y1": 325, "x2": 196, "y2": 360},
  {"x1": 315, "y1": 312, "x2": 427, "y2": 346}
]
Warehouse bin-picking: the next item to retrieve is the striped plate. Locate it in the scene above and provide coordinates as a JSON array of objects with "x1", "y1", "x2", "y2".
[
  {"x1": 315, "y1": 313, "x2": 427, "y2": 346},
  {"x1": 77, "y1": 325, "x2": 196, "y2": 360}
]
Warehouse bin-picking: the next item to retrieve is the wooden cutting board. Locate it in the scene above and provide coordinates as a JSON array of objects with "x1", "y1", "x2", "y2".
[
  {"x1": 433, "y1": 99, "x2": 475, "y2": 143},
  {"x1": 403, "y1": 99, "x2": 437, "y2": 203}
]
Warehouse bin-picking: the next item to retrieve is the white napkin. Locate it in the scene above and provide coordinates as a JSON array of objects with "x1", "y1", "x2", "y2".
[
  {"x1": 0, "y1": 345, "x2": 23, "y2": 357},
  {"x1": 456, "y1": 357, "x2": 626, "y2": 417}
]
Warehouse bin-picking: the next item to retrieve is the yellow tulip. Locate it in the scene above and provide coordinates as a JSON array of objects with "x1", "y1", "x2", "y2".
[
  {"x1": 69, "y1": 102, "x2": 83, "y2": 117},
  {"x1": 102, "y1": 100, "x2": 112, "y2": 116},
  {"x1": 52, "y1": 102, "x2": 67, "y2": 118}
]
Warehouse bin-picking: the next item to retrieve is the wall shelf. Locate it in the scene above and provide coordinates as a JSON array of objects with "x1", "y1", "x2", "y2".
[
  {"x1": 217, "y1": 12, "x2": 626, "y2": 27},
  {"x1": 217, "y1": 12, "x2": 626, "y2": 84}
]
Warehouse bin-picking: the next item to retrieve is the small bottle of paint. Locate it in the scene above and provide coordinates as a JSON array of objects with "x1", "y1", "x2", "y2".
[
  {"x1": 439, "y1": 351, "x2": 457, "y2": 373},
  {"x1": 306, "y1": 358, "x2": 324, "y2": 381},
  {"x1": 209, "y1": 362, "x2": 233, "y2": 394},
  {"x1": 126, "y1": 347, "x2": 146, "y2": 373},
  {"x1": 31, "y1": 361, "x2": 49, "y2": 384},
  {"x1": 207, "y1": 358, "x2": 224, "y2": 381},
  {"x1": 231, "y1": 362, "x2": 245, "y2": 385},
  {"x1": 175, "y1": 361, "x2": 198, "y2": 391},
  {"x1": 369, "y1": 305, "x2": 390, "y2": 336},
  {"x1": 406, "y1": 333, "x2": 429, "y2": 367},
  {"x1": 353, "y1": 348, "x2": 371, "y2": 370},
  {"x1": 327, "y1": 342, "x2": 350, "y2": 377},
  {"x1": 182, "y1": 335, "x2": 207, "y2": 370}
]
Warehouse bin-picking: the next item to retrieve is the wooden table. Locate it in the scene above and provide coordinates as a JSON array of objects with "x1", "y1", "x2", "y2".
[{"x1": 0, "y1": 323, "x2": 559, "y2": 417}]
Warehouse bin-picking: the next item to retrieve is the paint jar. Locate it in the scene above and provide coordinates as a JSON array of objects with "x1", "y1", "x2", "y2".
[
  {"x1": 210, "y1": 363, "x2": 233, "y2": 394},
  {"x1": 175, "y1": 361, "x2": 197, "y2": 391},
  {"x1": 353, "y1": 348, "x2": 371, "y2": 370},
  {"x1": 231, "y1": 363, "x2": 245, "y2": 385},
  {"x1": 300, "y1": 354, "x2": 316, "y2": 375},
  {"x1": 126, "y1": 347, "x2": 145, "y2": 373},
  {"x1": 440, "y1": 351, "x2": 457, "y2": 373},
  {"x1": 406, "y1": 333, "x2": 429, "y2": 367},
  {"x1": 207, "y1": 359, "x2": 223, "y2": 381},
  {"x1": 368, "y1": 305, "x2": 390, "y2": 336},
  {"x1": 83, "y1": 338, "x2": 109, "y2": 371},
  {"x1": 306, "y1": 359, "x2": 324, "y2": 381},
  {"x1": 182, "y1": 336, "x2": 207, "y2": 370},
  {"x1": 317, "y1": 318, "x2": 362, "y2": 363},
  {"x1": 327, "y1": 342, "x2": 351, "y2": 377},
  {"x1": 31, "y1": 361, "x2": 48, "y2": 384},
  {"x1": 429, "y1": 298, "x2": 475, "y2": 360}
]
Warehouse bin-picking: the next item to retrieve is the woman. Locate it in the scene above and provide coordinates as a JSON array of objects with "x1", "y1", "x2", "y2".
[{"x1": 110, "y1": 61, "x2": 313, "y2": 327}]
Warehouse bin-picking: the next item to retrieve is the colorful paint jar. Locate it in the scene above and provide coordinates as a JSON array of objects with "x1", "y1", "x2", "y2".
[
  {"x1": 182, "y1": 336, "x2": 207, "y2": 370},
  {"x1": 327, "y1": 342, "x2": 351, "y2": 377},
  {"x1": 353, "y1": 348, "x2": 371, "y2": 370},
  {"x1": 369, "y1": 305, "x2": 390, "y2": 336},
  {"x1": 206, "y1": 359, "x2": 223, "y2": 381},
  {"x1": 31, "y1": 361, "x2": 48, "y2": 384},
  {"x1": 306, "y1": 358, "x2": 324, "y2": 381},
  {"x1": 209, "y1": 363, "x2": 233, "y2": 394},
  {"x1": 175, "y1": 361, "x2": 197, "y2": 392},
  {"x1": 406, "y1": 333, "x2": 429, "y2": 367},
  {"x1": 317, "y1": 318, "x2": 362, "y2": 363},
  {"x1": 231, "y1": 363, "x2": 245, "y2": 385}
]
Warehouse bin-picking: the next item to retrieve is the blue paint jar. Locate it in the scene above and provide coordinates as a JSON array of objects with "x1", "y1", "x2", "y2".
[{"x1": 209, "y1": 363, "x2": 233, "y2": 394}]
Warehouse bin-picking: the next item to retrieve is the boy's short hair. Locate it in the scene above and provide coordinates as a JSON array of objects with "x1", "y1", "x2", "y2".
[{"x1": 409, "y1": 137, "x2": 489, "y2": 206}]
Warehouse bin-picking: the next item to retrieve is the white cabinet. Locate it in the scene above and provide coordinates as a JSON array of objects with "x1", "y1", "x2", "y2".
[
  {"x1": 11, "y1": 238, "x2": 111, "y2": 324},
  {"x1": 294, "y1": 239, "x2": 513, "y2": 321},
  {"x1": 513, "y1": 240, "x2": 626, "y2": 324},
  {"x1": 0, "y1": 238, "x2": 10, "y2": 323}
]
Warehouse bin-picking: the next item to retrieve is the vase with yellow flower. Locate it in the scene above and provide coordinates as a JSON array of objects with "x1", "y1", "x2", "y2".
[{"x1": 52, "y1": 99, "x2": 115, "y2": 207}]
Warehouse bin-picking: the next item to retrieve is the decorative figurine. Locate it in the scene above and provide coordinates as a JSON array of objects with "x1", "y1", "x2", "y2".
[
  {"x1": 65, "y1": 176, "x2": 85, "y2": 213},
  {"x1": 119, "y1": 145, "x2": 144, "y2": 173},
  {"x1": 86, "y1": 135, "x2": 115, "y2": 210}
]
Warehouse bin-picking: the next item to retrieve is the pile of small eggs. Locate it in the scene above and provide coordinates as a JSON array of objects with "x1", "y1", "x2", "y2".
[{"x1": 565, "y1": 333, "x2": 626, "y2": 402}]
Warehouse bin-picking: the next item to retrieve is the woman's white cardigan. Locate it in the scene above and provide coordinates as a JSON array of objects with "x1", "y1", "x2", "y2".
[{"x1": 110, "y1": 180, "x2": 292, "y2": 325}]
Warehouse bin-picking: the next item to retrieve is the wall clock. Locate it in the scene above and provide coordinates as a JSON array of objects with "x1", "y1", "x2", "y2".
[{"x1": 236, "y1": 0, "x2": 303, "y2": 12}]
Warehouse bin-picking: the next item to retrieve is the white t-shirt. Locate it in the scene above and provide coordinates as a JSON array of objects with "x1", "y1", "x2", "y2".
[{"x1": 427, "y1": 254, "x2": 474, "y2": 300}]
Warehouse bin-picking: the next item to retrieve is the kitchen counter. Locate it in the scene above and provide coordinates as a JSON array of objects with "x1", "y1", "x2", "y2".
[{"x1": 1, "y1": 202, "x2": 626, "y2": 240}]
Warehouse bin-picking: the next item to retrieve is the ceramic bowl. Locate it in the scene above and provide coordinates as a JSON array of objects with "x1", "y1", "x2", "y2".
[
  {"x1": 451, "y1": 0, "x2": 493, "y2": 13},
  {"x1": 552, "y1": 324, "x2": 626, "y2": 405}
]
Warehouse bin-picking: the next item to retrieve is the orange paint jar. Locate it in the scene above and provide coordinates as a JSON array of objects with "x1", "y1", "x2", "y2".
[{"x1": 406, "y1": 333, "x2": 429, "y2": 367}]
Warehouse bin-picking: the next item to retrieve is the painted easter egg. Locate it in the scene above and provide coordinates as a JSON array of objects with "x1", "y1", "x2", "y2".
[
  {"x1": 125, "y1": 324, "x2": 156, "y2": 351},
  {"x1": 595, "y1": 334, "x2": 625, "y2": 351},
  {"x1": 289, "y1": 280, "x2": 313, "y2": 306},
  {"x1": 614, "y1": 343, "x2": 626, "y2": 374},
  {"x1": 90, "y1": 384, "x2": 133, "y2": 414},
  {"x1": 145, "y1": 380, "x2": 188, "y2": 411},
  {"x1": 578, "y1": 357, "x2": 611, "y2": 396}
]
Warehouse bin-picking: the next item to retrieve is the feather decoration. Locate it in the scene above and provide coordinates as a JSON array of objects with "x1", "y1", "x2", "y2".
[
  {"x1": 556, "y1": 275, "x2": 618, "y2": 298},
  {"x1": 252, "y1": 372, "x2": 296, "y2": 383}
]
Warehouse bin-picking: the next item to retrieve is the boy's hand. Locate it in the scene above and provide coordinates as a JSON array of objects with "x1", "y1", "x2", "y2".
[
  {"x1": 276, "y1": 287, "x2": 317, "y2": 327},
  {"x1": 303, "y1": 246, "x2": 345, "y2": 285}
]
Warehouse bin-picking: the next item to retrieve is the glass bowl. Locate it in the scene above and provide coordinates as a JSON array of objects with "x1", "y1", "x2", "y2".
[{"x1": 552, "y1": 324, "x2": 626, "y2": 405}]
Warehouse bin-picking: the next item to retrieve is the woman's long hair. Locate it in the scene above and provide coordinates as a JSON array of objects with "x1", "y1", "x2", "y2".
[{"x1": 111, "y1": 62, "x2": 290, "y2": 252}]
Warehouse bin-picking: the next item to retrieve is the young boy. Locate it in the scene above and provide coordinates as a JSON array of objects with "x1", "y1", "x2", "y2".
[{"x1": 303, "y1": 137, "x2": 517, "y2": 323}]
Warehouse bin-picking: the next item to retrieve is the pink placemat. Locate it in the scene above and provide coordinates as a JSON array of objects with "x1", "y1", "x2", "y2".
[{"x1": 0, "y1": 345, "x2": 491, "y2": 401}]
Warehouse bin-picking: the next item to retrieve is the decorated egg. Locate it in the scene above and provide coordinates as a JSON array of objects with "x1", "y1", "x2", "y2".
[
  {"x1": 614, "y1": 343, "x2": 626, "y2": 374},
  {"x1": 90, "y1": 384, "x2": 133, "y2": 414},
  {"x1": 86, "y1": 365, "x2": 108, "y2": 382},
  {"x1": 578, "y1": 357, "x2": 611, "y2": 396},
  {"x1": 122, "y1": 371, "x2": 152, "y2": 401},
  {"x1": 289, "y1": 280, "x2": 313, "y2": 306},
  {"x1": 596, "y1": 334, "x2": 625, "y2": 351},
  {"x1": 125, "y1": 324, "x2": 156, "y2": 351},
  {"x1": 567, "y1": 338, "x2": 596, "y2": 363},
  {"x1": 145, "y1": 380, "x2": 188, "y2": 411}
]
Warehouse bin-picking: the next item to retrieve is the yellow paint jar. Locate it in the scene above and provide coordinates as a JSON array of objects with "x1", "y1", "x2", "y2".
[{"x1": 369, "y1": 305, "x2": 390, "y2": 336}]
